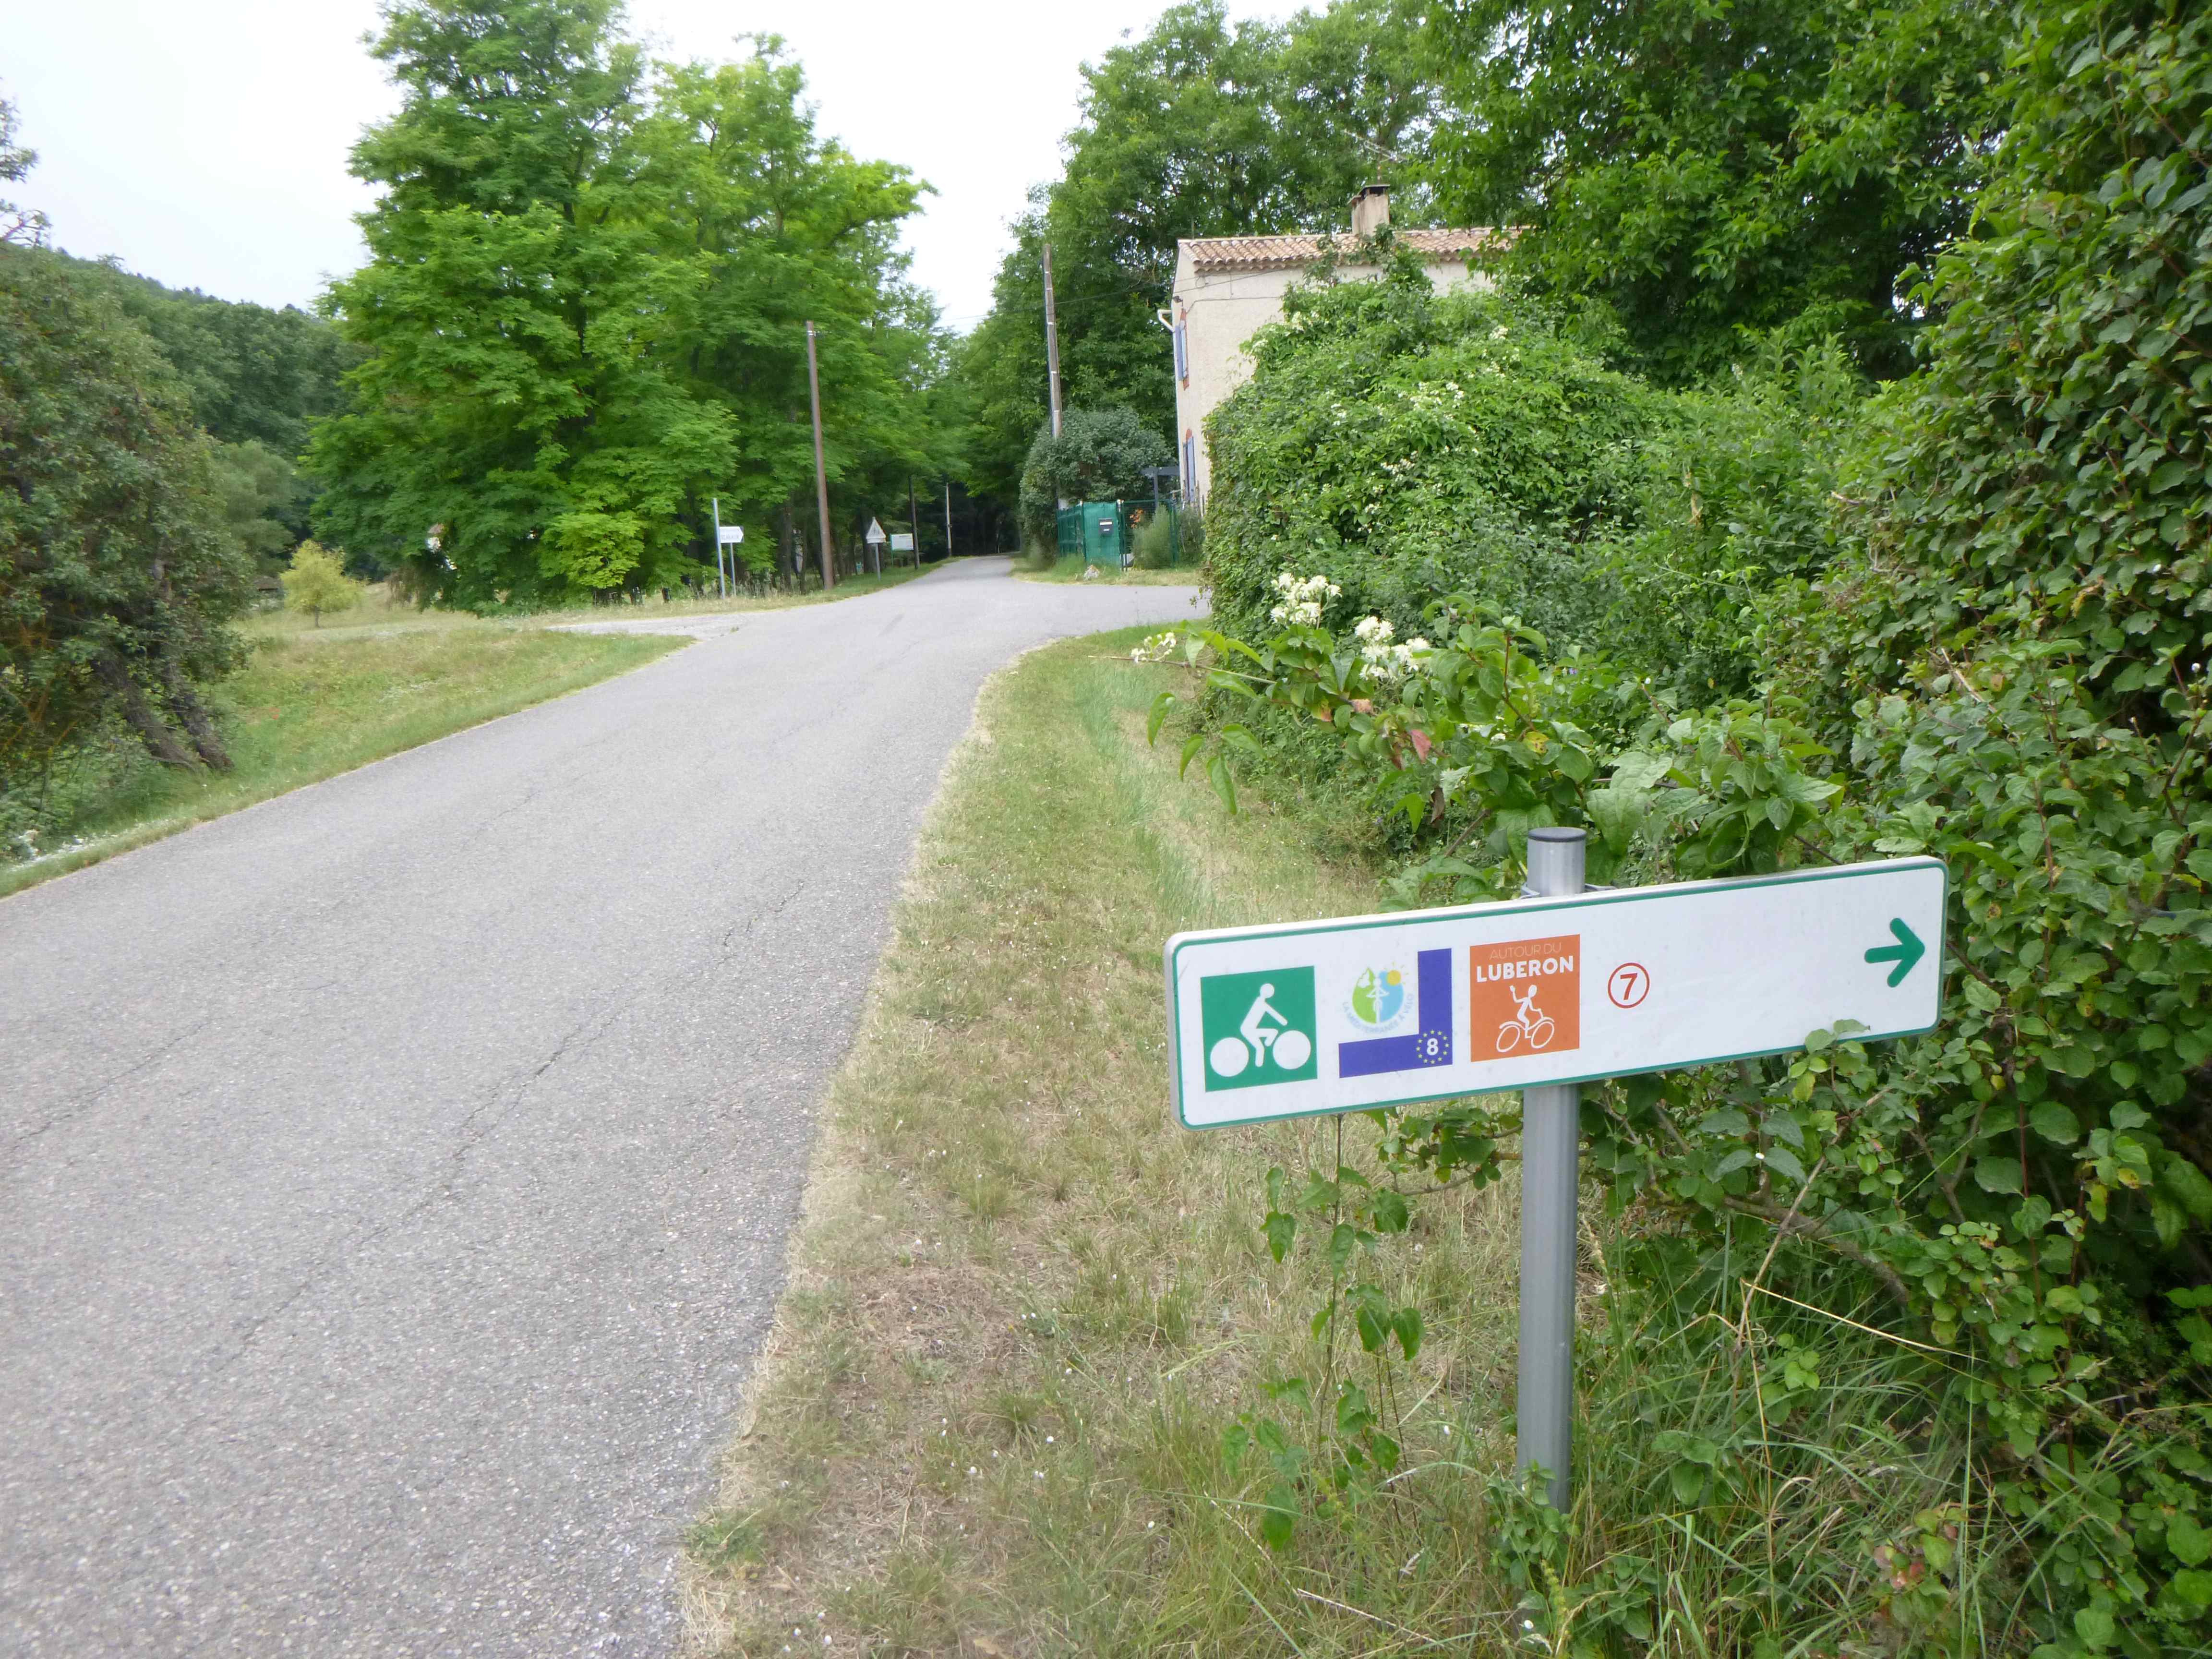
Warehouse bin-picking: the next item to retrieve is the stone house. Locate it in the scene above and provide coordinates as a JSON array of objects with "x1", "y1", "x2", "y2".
[{"x1": 1166, "y1": 187, "x2": 1501, "y2": 507}]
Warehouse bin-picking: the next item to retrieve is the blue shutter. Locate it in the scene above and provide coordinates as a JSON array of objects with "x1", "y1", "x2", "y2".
[{"x1": 1173, "y1": 320, "x2": 1189, "y2": 385}]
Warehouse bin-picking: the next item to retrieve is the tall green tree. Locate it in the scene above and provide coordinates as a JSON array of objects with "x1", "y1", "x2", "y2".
[
  {"x1": 627, "y1": 46, "x2": 944, "y2": 575},
  {"x1": 0, "y1": 248, "x2": 250, "y2": 787},
  {"x1": 1016, "y1": 406, "x2": 1172, "y2": 547},
  {"x1": 1, "y1": 96, "x2": 50, "y2": 248},
  {"x1": 953, "y1": 0, "x2": 1437, "y2": 515},
  {"x1": 310, "y1": 0, "x2": 733, "y2": 604},
  {"x1": 310, "y1": 6, "x2": 941, "y2": 601},
  {"x1": 1423, "y1": 0, "x2": 2012, "y2": 381}
]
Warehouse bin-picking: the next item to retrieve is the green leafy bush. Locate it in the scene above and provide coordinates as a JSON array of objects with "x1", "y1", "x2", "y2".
[
  {"x1": 1016, "y1": 406, "x2": 1171, "y2": 551},
  {"x1": 1203, "y1": 266, "x2": 1667, "y2": 651},
  {"x1": 1, "y1": 247, "x2": 250, "y2": 804},
  {"x1": 1164, "y1": 2, "x2": 2212, "y2": 1650}
]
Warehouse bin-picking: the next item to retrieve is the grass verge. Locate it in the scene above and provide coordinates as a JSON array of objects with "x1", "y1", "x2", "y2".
[
  {"x1": 682, "y1": 627, "x2": 1530, "y2": 1655},
  {"x1": 251, "y1": 562, "x2": 936, "y2": 641},
  {"x1": 1, "y1": 622, "x2": 682, "y2": 898},
  {"x1": 1014, "y1": 553, "x2": 1202, "y2": 585},
  {"x1": 687, "y1": 630, "x2": 1977, "y2": 1658}
]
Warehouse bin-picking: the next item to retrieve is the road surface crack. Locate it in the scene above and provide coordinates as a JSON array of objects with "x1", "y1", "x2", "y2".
[
  {"x1": 719, "y1": 879, "x2": 806, "y2": 957},
  {"x1": 189, "y1": 1006, "x2": 620, "y2": 1389},
  {"x1": 3, "y1": 1013, "x2": 217, "y2": 1166}
]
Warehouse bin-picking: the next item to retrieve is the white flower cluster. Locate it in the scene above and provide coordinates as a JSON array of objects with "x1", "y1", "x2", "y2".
[
  {"x1": 1129, "y1": 630, "x2": 1180, "y2": 664},
  {"x1": 1269, "y1": 570, "x2": 1341, "y2": 626},
  {"x1": 1353, "y1": 614, "x2": 1431, "y2": 682}
]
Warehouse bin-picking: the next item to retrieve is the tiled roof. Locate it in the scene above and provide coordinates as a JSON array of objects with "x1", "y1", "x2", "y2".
[{"x1": 1182, "y1": 228, "x2": 1506, "y2": 273}]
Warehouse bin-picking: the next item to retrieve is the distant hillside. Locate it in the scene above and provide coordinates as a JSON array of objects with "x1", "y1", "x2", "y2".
[
  {"x1": 40, "y1": 254, "x2": 366, "y2": 571},
  {"x1": 56, "y1": 253, "x2": 359, "y2": 458}
]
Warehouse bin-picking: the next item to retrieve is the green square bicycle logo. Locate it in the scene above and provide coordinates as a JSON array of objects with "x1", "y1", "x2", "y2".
[{"x1": 1200, "y1": 968, "x2": 1317, "y2": 1091}]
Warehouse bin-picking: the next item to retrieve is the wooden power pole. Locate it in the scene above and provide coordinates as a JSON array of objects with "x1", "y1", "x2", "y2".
[
  {"x1": 1041, "y1": 242, "x2": 1064, "y2": 440},
  {"x1": 805, "y1": 320, "x2": 834, "y2": 589}
]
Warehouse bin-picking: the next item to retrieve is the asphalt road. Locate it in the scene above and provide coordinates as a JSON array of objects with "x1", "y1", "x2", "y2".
[{"x1": 0, "y1": 560, "x2": 1203, "y2": 1656}]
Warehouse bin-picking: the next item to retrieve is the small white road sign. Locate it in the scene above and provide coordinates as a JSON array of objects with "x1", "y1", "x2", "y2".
[
  {"x1": 1164, "y1": 857, "x2": 1947, "y2": 1130},
  {"x1": 864, "y1": 518, "x2": 887, "y2": 545},
  {"x1": 717, "y1": 524, "x2": 745, "y2": 545},
  {"x1": 890, "y1": 532, "x2": 914, "y2": 553}
]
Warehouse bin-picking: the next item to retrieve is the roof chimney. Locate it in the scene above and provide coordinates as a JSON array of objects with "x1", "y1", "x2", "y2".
[{"x1": 1351, "y1": 184, "x2": 1390, "y2": 240}]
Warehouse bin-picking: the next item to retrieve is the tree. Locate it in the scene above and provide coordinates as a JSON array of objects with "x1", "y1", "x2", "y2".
[
  {"x1": 280, "y1": 541, "x2": 363, "y2": 627},
  {"x1": 0, "y1": 248, "x2": 249, "y2": 784},
  {"x1": 0, "y1": 96, "x2": 48, "y2": 248},
  {"x1": 625, "y1": 44, "x2": 945, "y2": 577},
  {"x1": 61, "y1": 257, "x2": 361, "y2": 456},
  {"x1": 1422, "y1": 0, "x2": 2012, "y2": 381},
  {"x1": 208, "y1": 440, "x2": 314, "y2": 569},
  {"x1": 953, "y1": 0, "x2": 1437, "y2": 514},
  {"x1": 309, "y1": 9, "x2": 940, "y2": 603},
  {"x1": 308, "y1": 0, "x2": 731, "y2": 605},
  {"x1": 1017, "y1": 407, "x2": 1172, "y2": 549}
]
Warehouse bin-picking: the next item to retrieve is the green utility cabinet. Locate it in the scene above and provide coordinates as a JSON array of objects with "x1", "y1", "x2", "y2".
[{"x1": 1056, "y1": 501, "x2": 1130, "y2": 568}]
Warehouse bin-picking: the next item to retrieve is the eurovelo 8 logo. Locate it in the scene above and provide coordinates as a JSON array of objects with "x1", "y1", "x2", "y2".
[
  {"x1": 1200, "y1": 968, "x2": 1317, "y2": 1091},
  {"x1": 1469, "y1": 934, "x2": 1581, "y2": 1061},
  {"x1": 1341, "y1": 949, "x2": 1453, "y2": 1078},
  {"x1": 1345, "y1": 962, "x2": 1412, "y2": 1034}
]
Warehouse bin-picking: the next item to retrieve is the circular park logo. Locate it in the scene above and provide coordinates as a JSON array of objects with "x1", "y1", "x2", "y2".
[{"x1": 1345, "y1": 963, "x2": 1411, "y2": 1034}]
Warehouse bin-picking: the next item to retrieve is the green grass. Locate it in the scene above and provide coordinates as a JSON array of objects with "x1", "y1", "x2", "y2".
[
  {"x1": 1014, "y1": 552, "x2": 1202, "y2": 585},
  {"x1": 526, "y1": 559, "x2": 934, "y2": 620},
  {"x1": 683, "y1": 630, "x2": 1977, "y2": 1658},
  {"x1": 251, "y1": 561, "x2": 935, "y2": 640},
  {"x1": 1, "y1": 563, "x2": 952, "y2": 899},
  {"x1": 1, "y1": 621, "x2": 682, "y2": 898}
]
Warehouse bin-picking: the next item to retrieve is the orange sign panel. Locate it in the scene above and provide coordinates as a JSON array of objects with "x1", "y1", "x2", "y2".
[{"x1": 1469, "y1": 934, "x2": 1582, "y2": 1061}]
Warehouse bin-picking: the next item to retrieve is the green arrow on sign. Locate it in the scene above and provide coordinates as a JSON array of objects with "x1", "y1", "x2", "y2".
[{"x1": 1864, "y1": 918, "x2": 1926, "y2": 987}]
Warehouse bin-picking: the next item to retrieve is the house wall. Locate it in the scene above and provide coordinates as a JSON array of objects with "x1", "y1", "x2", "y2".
[{"x1": 1169, "y1": 253, "x2": 1490, "y2": 507}]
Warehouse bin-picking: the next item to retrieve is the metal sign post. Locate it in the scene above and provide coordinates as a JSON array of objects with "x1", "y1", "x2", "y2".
[
  {"x1": 710, "y1": 497, "x2": 726, "y2": 598},
  {"x1": 710, "y1": 499, "x2": 744, "y2": 597},
  {"x1": 1518, "y1": 828, "x2": 1583, "y2": 1508},
  {"x1": 864, "y1": 517, "x2": 887, "y2": 577},
  {"x1": 1162, "y1": 851, "x2": 1948, "y2": 1509}
]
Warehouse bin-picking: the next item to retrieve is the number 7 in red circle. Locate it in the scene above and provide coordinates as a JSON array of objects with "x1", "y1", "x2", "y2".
[{"x1": 1608, "y1": 963, "x2": 1649, "y2": 1009}]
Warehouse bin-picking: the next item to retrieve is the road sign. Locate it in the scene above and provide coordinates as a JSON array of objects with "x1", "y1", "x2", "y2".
[
  {"x1": 890, "y1": 532, "x2": 914, "y2": 553},
  {"x1": 717, "y1": 524, "x2": 745, "y2": 545},
  {"x1": 1164, "y1": 857, "x2": 1947, "y2": 1130},
  {"x1": 864, "y1": 518, "x2": 887, "y2": 545}
]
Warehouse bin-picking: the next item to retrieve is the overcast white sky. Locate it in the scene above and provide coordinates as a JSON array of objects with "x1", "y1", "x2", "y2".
[{"x1": 1, "y1": 0, "x2": 1274, "y2": 331}]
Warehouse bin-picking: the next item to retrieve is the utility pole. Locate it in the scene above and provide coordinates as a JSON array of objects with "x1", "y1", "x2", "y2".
[
  {"x1": 943, "y1": 481, "x2": 953, "y2": 557},
  {"x1": 1041, "y1": 241, "x2": 1064, "y2": 440},
  {"x1": 907, "y1": 476, "x2": 921, "y2": 567},
  {"x1": 805, "y1": 320, "x2": 834, "y2": 590}
]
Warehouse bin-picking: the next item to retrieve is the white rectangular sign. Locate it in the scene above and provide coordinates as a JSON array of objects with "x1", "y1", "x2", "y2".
[
  {"x1": 890, "y1": 532, "x2": 915, "y2": 552},
  {"x1": 717, "y1": 525, "x2": 745, "y2": 545},
  {"x1": 1164, "y1": 858, "x2": 1947, "y2": 1130}
]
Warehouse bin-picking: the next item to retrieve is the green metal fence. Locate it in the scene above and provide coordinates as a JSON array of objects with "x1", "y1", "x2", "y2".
[{"x1": 1055, "y1": 499, "x2": 1186, "y2": 568}]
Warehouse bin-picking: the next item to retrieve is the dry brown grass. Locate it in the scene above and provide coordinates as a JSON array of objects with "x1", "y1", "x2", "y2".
[{"x1": 683, "y1": 630, "x2": 1529, "y2": 1659}]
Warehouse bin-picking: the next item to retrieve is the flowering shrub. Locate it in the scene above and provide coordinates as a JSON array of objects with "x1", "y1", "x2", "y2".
[
  {"x1": 1267, "y1": 571, "x2": 1339, "y2": 627},
  {"x1": 1156, "y1": 588, "x2": 2212, "y2": 1650},
  {"x1": 1154, "y1": 10, "x2": 2212, "y2": 1649}
]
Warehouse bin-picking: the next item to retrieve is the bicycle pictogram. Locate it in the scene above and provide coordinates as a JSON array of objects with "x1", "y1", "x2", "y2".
[
  {"x1": 1198, "y1": 967, "x2": 1318, "y2": 1090},
  {"x1": 1209, "y1": 981, "x2": 1314, "y2": 1078},
  {"x1": 1494, "y1": 983, "x2": 1557, "y2": 1054}
]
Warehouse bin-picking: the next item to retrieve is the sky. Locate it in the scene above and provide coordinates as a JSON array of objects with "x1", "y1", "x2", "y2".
[{"x1": 0, "y1": 0, "x2": 1278, "y2": 333}]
